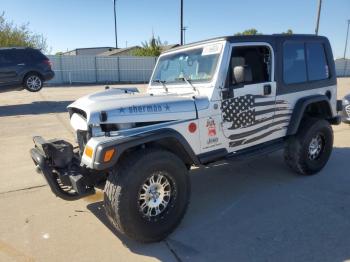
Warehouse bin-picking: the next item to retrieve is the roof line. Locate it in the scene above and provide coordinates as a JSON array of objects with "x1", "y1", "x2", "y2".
[{"x1": 162, "y1": 34, "x2": 327, "y2": 54}]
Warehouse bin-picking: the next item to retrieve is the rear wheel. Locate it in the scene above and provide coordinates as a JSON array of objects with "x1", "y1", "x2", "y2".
[
  {"x1": 284, "y1": 118, "x2": 333, "y2": 175},
  {"x1": 24, "y1": 73, "x2": 43, "y2": 92},
  {"x1": 104, "y1": 149, "x2": 190, "y2": 242}
]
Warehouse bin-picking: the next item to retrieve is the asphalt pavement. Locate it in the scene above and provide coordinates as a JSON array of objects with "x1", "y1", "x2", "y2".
[{"x1": 0, "y1": 80, "x2": 350, "y2": 262}]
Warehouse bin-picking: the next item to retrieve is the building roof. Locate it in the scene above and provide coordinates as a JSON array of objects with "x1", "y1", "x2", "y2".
[
  {"x1": 62, "y1": 47, "x2": 115, "y2": 55},
  {"x1": 161, "y1": 44, "x2": 180, "y2": 52},
  {"x1": 98, "y1": 46, "x2": 140, "y2": 56}
]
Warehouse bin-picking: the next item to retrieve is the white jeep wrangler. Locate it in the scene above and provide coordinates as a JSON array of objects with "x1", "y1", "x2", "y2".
[{"x1": 31, "y1": 34, "x2": 342, "y2": 242}]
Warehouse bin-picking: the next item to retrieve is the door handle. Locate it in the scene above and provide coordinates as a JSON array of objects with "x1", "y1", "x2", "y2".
[
  {"x1": 17, "y1": 63, "x2": 25, "y2": 66},
  {"x1": 263, "y1": 84, "x2": 272, "y2": 95}
]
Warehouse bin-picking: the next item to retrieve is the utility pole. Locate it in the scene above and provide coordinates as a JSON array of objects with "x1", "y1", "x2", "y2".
[
  {"x1": 315, "y1": 0, "x2": 322, "y2": 35},
  {"x1": 180, "y1": 0, "x2": 184, "y2": 45},
  {"x1": 183, "y1": 26, "x2": 188, "y2": 44},
  {"x1": 113, "y1": 0, "x2": 118, "y2": 48},
  {"x1": 343, "y1": 20, "x2": 350, "y2": 76}
]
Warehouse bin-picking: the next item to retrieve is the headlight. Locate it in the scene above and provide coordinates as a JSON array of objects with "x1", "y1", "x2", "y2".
[{"x1": 70, "y1": 113, "x2": 88, "y2": 131}]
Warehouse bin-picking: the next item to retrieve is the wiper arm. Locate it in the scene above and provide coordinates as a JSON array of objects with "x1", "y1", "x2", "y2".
[
  {"x1": 152, "y1": 79, "x2": 168, "y2": 93},
  {"x1": 178, "y1": 76, "x2": 199, "y2": 95}
]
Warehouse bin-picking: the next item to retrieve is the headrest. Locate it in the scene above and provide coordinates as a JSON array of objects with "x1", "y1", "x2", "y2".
[{"x1": 231, "y1": 57, "x2": 245, "y2": 68}]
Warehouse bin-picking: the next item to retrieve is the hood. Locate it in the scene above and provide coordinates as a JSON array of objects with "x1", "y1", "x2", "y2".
[{"x1": 67, "y1": 88, "x2": 204, "y2": 125}]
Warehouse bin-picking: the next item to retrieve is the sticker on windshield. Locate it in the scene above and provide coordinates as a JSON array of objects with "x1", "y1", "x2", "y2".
[{"x1": 202, "y1": 44, "x2": 222, "y2": 56}]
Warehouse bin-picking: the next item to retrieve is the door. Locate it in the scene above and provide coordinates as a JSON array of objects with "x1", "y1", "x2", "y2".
[
  {"x1": 0, "y1": 49, "x2": 24, "y2": 86},
  {"x1": 221, "y1": 43, "x2": 283, "y2": 152}
]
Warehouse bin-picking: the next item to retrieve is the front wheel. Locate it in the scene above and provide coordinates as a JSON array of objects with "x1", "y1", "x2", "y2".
[
  {"x1": 24, "y1": 74, "x2": 43, "y2": 92},
  {"x1": 104, "y1": 149, "x2": 190, "y2": 242},
  {"x1": 284, "y1": 118, "x2": 333, "y2": 175}
]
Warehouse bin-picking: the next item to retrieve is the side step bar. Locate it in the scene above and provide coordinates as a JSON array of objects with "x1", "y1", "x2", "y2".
[
  {"x1": 226, "y1": 139, "x2": 285, "y2": 162},
  {"x1": 198, "y1": 139, "x2": 285, "y2": 165}
]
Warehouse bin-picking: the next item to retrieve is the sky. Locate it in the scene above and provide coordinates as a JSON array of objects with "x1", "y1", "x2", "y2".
[{"x1": 1, "y1": 0, "x2": 349, "y2": 58}]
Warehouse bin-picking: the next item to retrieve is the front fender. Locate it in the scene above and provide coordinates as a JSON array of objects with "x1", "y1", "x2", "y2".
[{"x1": 92, "y1": 128, "x2": 200, "y2": 170}]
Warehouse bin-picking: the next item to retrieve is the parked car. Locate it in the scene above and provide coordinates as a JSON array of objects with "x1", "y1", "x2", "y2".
[
  {"x1": 30, "y1": 34, "x2": 342, "y2": 242},
  {"x1": 341, "y1": 94, "x2": 350, "y2": 124},
  {"x1": 0, "y1": 47, "x2": 54, "y2": 92}
]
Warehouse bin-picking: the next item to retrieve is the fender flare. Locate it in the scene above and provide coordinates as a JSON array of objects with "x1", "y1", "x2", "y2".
[
  {"x1": 93, "y1": 128, "x2": 200, "y2": 170},
  {"x1": 286, "y1": 94, "x2": 333, "y2": 136}
]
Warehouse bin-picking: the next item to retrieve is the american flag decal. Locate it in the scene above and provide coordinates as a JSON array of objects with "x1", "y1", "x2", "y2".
[
  {"x1": 222, "y1": 95, "x2": 256, "y2": 129},
  {"x1": 221, "y1": 94, "x2": 292, "y2": 148}
]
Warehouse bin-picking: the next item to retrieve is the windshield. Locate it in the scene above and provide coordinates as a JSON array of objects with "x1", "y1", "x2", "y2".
[{"x1": 152, "y1": 44, "x2": 222, "y2": 84}]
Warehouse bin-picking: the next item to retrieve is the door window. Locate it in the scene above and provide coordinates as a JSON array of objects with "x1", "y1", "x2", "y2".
[{"x1": 229, "y1": 46, "x2": 272, "y2": 86}]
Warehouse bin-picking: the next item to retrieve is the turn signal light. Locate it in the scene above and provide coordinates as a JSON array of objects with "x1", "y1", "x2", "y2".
[
  {"x1": 84, "y1": 146, "x2": 93, "y2": 158},
  {"x1": 103, "y1": 148, "x2": 115, "y2": 162}
]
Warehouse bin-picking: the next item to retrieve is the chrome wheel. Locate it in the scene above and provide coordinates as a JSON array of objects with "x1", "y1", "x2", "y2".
[
  {"x1": 308, "y1": 134, "x2": 324, "y2": 160},
  {"x1": 138, "y1": 172, "x2": 172, "y2": 218},
  {"x1": 26, "y1": 75, "x2": 42, "y2": 91}
]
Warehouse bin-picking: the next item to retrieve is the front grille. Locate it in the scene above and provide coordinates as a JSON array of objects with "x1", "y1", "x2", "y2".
[
  {"x1": 69, "y1": 108, "x2": 87, "y2": 119},
  {"x1": 346, "y1": 105, "x2": 350, "y2": 117},
  {"x1": 77, "y1": 130, "x2": 89, "y2": 155}
]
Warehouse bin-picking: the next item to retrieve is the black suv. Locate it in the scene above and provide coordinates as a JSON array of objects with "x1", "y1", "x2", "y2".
[{"x1": 0, "y1": 47, "x2": 54, "y2": 92}]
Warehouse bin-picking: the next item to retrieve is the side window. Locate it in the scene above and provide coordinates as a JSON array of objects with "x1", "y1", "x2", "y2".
[
  {"x1": 306, "y1": 42, "x2": 329, "y2": 81},
  {"x1": 0, "y1": 50, "x2": 15, "y2": 65},
  {"x1": 27, "y1": 49, "x2": 46, "y2": 61},
  {"x1": 229, "y1": 45, "x2": 272, "y2": 86},
  {"x1": 12, "y1": 50, "x2": 26, "y2": 64},
  {"x1": 283, "y1": 42, "x2": 307, "y2": 84}
]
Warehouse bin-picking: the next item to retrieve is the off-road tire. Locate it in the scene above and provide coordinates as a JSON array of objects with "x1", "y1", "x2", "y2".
[
  {"x1": 24, "y1": 73, "x2": 43, "y2": 92},
  {"x1": 284, "y1": 118, "x2": 333, "y2": 175},
  {"x1": 104, "y1": 149, "x2": 190, "y2": 242}
]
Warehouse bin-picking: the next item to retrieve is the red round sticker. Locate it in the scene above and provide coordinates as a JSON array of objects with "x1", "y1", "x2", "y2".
[{"x1": 188, "y1": 122, "x2": 197, "y2": 133}]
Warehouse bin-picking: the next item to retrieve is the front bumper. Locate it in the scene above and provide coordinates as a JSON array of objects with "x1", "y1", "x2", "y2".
[{"x1": 30, "y1": 136, "x2": 97, "y2": 200}]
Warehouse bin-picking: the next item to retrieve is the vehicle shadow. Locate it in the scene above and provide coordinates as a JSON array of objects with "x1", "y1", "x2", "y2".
[
  {"x1": 87, "y1": 147, "x2": 350, "y2": 262},
  {"x1": 0, "y1": 100, "x2": 73, "y2": 117}
]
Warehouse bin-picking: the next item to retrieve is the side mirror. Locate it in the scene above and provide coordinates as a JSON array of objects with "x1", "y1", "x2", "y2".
[{"x1": 232, "y1": 66, "x2": 252, "y2": 85}]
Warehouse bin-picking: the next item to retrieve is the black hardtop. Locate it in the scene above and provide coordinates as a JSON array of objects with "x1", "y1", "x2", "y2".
[
  {"x1": 226, "y1": 34, "x2": 328, "y2": 43},
  {"x1": 163, "y1": 34, "x2": 330, "y2": 53}
]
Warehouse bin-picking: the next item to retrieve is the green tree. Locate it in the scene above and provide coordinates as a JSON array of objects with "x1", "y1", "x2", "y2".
[
  {"x1": 0, "y1": 12, "x2": 48, "y2": 53},
  {"x1": 132, "y1": 36, "x2": 167, "y2": 57},
  {"x1": 234, "y1": 28, "x2": 261, "y2": 36},
  {"x1": 281, "y1": 29, "x2": 293, "y2": 35},
  {"x1": 234, "y1": 28, "x2": 293, "y2": 36}
]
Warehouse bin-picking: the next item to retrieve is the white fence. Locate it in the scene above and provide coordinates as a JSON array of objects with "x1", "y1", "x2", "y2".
[
  {"x1": 47, "y1": 55, "x2": 157, "y2": 85},
  {"x1": 47, "y1": 56, "x2": 349, "y2": 85},
  {"x1": 335, "y1": 59, "x2": 350, "y2": 77}
]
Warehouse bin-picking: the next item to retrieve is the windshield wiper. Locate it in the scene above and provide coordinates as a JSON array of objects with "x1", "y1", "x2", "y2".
[
  {"x1": 152, "y1": 79, "x2": 168, "y2": 93},
  {"x1": 177, "y1": 76, "x2": 199, "y2": 95}
]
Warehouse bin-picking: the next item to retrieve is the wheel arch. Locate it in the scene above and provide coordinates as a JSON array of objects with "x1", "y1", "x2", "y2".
[
  {"x1": 22, "y1": 71, "x2": 43, "y2": 84},
  {"x1": 287, "y1": 95, "x2": 334, "y2": 136}
]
